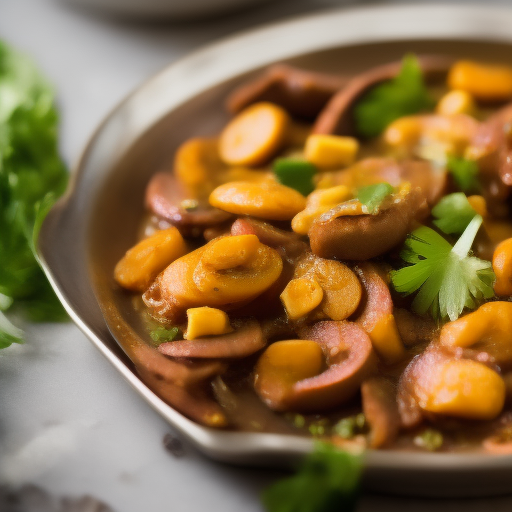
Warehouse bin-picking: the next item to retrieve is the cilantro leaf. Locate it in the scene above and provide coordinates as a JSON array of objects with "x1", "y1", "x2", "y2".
[
  {"x1": 356, "y1": 182, "x2": 394, "y2": 213},
  {"x1": 354, "y1": 54, "x2": 433, "y2": 138},
  {"x1": 447, "y1": 156, "x2": 480, "y2": 193},
  {"x1": 391, "y1": 216, "x2": 495, "y2": 321},
  {"x1": 261, "y1": 442, "x2": 362, "y2": 512},
  {"x1": 0, "y1": 40, "x2": 69, "y2": 346},
  {"x1": 273, "y1": 158, "x2": 316, "y2": 196},
  {"x1": 432, "y1": 192, "x2": 477, "y2": 235}
]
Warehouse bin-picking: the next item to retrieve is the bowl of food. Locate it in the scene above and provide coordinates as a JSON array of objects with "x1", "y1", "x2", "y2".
[{"x1": 38, "y1": 4, "x2": 512, "y2": 497}]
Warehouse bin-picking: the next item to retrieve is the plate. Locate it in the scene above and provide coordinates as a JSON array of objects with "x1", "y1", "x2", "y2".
[{"x1": 38, "y1": 4, "x2": 512, "y2": 497}]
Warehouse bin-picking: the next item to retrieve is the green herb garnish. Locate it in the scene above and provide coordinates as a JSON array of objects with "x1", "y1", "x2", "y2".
[
  {"x1": 150, "y1": 326, "x2": 179, "y2": 343},
  {"x1": 354, "y1": 54, "x2": 433, "y2": 138},
  {"x1": 447, "y1": 156, "x2": 480, "y2": 193},
  {"x1": 261, "y1": 442, "x2": 362, "y2": 512},
  {"x1": 391, "y1": 215, "x2": 495, "y2": 321},
  {"x1": 432, "y1": 193, "x2": 478, "y2": 235},
  {"x1": 414, "y1": 428, "x2": 444, "y2": 452},
  {"x1": 0, "y1": 41, "x2": 69, "y2": 347},
  {"x1": 333, "y1": 414, "x2": 366, "y2": 440},
  {"x1": 273, "y1": 158, "x2": 316, "y2": 196},
  {"x1": 356, "y1": 182, "x2": 394, "y2": 213}
]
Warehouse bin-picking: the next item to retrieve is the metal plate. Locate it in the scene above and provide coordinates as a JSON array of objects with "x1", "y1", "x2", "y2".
[{"x1": 38, "y1": 4, "x2": 512, "y2": 497}]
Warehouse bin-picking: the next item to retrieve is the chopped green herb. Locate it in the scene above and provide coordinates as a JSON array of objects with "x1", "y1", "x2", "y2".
[
  {"x1": 333, "y1": 414, "x2": 367, "y2": 439},
  {"x1": 414, "y1": 429, "x2": 444, "y2": 452},
  {"x1": 354, "y1": 54, "x2": 433, "y2": 138},
  {"x1": 447, "y1": 156, "x2": 480, "y2": 193},
  {"x1": 356, "y1": 182, "x2": 394, "y2": 213},
  {"x1": 293, "y1": 414, "x2": 306, "y2": 429},
  {"x1": 0, "y1": 40, "x2": 69, "y2": 347},
  {"x1": 391, "y1": 216, "x2": 495, "y2": 321},
  {"x1": 261, "y1": 442, "x2": 362, "y2": 512},
  {"x1": 150, "y1": 326, "x2": 179, "y2": 343},
  {"x1": 432, "y1": 193, "x2": 477, "y2": 235},
  {"x1": 273, "y1": 158, "x2": 316, "y2": 196}
]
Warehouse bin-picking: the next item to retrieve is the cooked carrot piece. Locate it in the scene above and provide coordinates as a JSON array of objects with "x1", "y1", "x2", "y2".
[
  {"x1": 219, "y1": 102, "x2": 290, "y2": 166},
  {"x1": 493, "y1": 239, "x2": 512, "y2": 296},
  {"x1": 114, "y1": 227, "x2": 187, "y2": 292},
  {"x1": 448, "y1": 61, "x2": 512, "y2": 101}
]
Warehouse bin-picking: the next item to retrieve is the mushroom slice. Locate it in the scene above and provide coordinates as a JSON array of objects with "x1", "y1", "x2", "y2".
[
  {"x1": 361, "y1": 377, "x2": 400, "y2": 448},
  {"x1": 158, "y1": 320, "x2": 265, "y2": 359},
  {"x1": 309, "y1": 186, "x2": 425, "y2": 261},
  {"x1": 254, "y1": 321, "x2": 377, "y2": 412},
  {"x1": 312, "y1": 55, "x2": 452, "y2": 136},
  {"x1": 145, "y1": 172, "x2": 232, "y2": 232},
  {"x1": 226, "y1": 64, "x2": 349, "y2": 120},
  {"x1": 354, "y1": 263, "x2": 405, "y2": 364}
]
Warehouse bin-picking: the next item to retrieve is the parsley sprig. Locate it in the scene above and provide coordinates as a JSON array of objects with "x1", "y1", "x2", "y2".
[
  {"x1": 391, "y1": 215, "x2": 495, "y2": 321},
  {"x1": 354, "y1": 54, "x2": 433, "y2": 138},
  {"x1": 0, "y1": 40, "x2": 69, "y2": 347},
  {"x1": 262, "y1": 442, "x2": 361, "y2": 512}
]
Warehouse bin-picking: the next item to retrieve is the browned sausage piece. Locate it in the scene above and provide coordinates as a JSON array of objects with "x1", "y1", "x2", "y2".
[
  {"x1": 145, "y1": 172, "x2": 232, "y2": 231},
  {"x1": 158, "y1": 320, "x2": 265, "y2": 359},
  {"x1": 312, "y1": 55, "x2": 453, "y2": 136},
  {"x1": 226, "y1": 64, "x2": 349, "y2": 120},
  {"x1": 231, "y1": 217, "x2": 308, "y2": 262},
  {"x1": 309, "y1": 187, "x2": 425, "y2": 261},
  {"x1": 286, "y1": 321, "x2": 377, "y2": 412},
  {"x1": 361, "y1": 377, "x2": 400, "y2": 448},
  {"x1": 468, "y1": 103, "x2": 512, "y2": 208},
  {"x1": 129, "y1": 342, "x2": 228, "y2": 427},
  {"x1": 138, "y1": 364, "x2": 228, "y2": 427}
]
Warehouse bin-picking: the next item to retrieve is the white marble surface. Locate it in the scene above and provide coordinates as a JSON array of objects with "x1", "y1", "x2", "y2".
[{"x1": 2, "y1": 0, "x2": 512, "y2": 510}]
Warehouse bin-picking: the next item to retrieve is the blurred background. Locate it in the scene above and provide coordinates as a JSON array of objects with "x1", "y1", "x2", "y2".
[{"x1": 2, "y1": 0, "x2": 512, "y2": 511}]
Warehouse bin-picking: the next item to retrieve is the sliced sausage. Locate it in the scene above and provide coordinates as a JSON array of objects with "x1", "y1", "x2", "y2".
[
  {"x1": 158, "y1": 320, "x2": 265, "y2": 359},
  {"x1": 226, "y1": 64, "x2": 349, "y2": 120},
  {"x1": 312, "y1": 55, "x2": 453, "y2": 136},
  {"x1": 361, "y1": 377, "x2": 400, "y2": 448},
  {"x1": 145, "y1": 172, "x2": 232, "y2": 231},
  {"x1": 260, "y1": 321, "x2": 377, "y2": 412},
  {"x1": 309, "y1": 187, "x2": 425, "y2": 261}
]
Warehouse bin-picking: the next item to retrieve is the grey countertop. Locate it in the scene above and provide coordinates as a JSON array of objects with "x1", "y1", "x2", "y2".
[{"x1": 1, "y1": 1, "x2": 512, "y2": 510}]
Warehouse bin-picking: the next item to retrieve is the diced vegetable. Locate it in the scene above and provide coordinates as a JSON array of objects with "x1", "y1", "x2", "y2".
[
  {"x1": 280, "y1": 277, "x2": 324, "y2": 320},
  {"x1": 448, "y1": 60, "x2": 512, "y2": 101},
  {"x1": 150, "y1": 326, "x2": 180, "y2": 344},
  {"x1": 273, "y1": 158, "x2": 316, "y2": 196},
  {"x1": 413, "y1": 429, "x2": 444, "y2": 452},
  {"x1": 304, "y1": 134, "x2": 359, "y2": 169},
  {"x1": 493, "y1": 238, "x2": 512, "y2": 296},
  {"x1": 184, "y1": 307, "x2": 233, "y2": 340}
]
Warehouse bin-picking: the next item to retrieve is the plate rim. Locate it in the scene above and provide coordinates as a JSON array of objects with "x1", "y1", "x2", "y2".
[{"x1": 37, "y1": 1, "x2": 512, "y2": 485}]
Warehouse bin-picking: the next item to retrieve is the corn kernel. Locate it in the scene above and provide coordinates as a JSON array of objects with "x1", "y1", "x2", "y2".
[
  {"x1": 280, "y1": 278, "x2": 324, "y2": 320},
  {"x1": 304, "y1": 134, "x2": 359, "y2": 170},
  {"x1": 184, "y1": 306, "x2": 233, "y2": 340},
  {"x1": 436, "y1": 90, "x2": 475, "y2": 116},
  {"x1": 421, "y1": 359, "x2": 505, "y2": 420}
]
